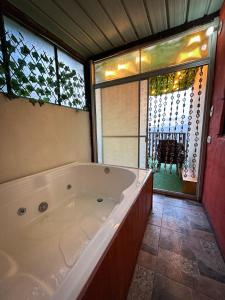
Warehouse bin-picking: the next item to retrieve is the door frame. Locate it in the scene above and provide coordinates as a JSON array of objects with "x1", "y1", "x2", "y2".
[
  {"x1": 146, "y1": 64, "x2": 209, "y2": 201},
  {"x1": 90, "y1": 20, "x2": 219, "y2": 202}
]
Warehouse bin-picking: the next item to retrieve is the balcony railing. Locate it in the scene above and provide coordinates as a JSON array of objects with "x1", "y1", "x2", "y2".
[{"x1": 148, "y1": 131, "x2": 186, "y2": 158}]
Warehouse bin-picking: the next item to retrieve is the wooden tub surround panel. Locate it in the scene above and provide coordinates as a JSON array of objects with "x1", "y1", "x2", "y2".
[{"x1": 79, "y1": 173, "x2": 153, "y2": 300}]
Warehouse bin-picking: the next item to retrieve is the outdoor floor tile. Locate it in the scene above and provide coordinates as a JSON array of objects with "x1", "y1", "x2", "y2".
[
  {"x1": 148, "y1": 202, "x2": 163, "y2": 227},
  {"x1": 137, "y1": 250, "x2": 157, "y2": 271},
  {"x1": 159, "y1": 227, "x2": 183, "y2": 253},
  {"x1": 159, "y1": 227, "x2": 199, "y2": 260},
  {"x1": 148, "y1": 211, "x2": 162, "y2": 227},
  {"x1": 142, "y1": 224, "x2": 161, "y2": 255},
  {"x1": 161, "y1": 214, "x2": 190, "y2": 234},
  {"x1": 194, "y1": 274, "x2": 225, "y2": 300},
  {"x1": 152, "y1": 202, "x2": 164, "y2": 212},
  {"x1": 197, "y1": 239, "x2": 225, "y2": 282},
  {"x1": 156, "y1": 248, "x2": 199, "y2": 288},
  {"x1": 163, "y1": 205, "x2": 189, "y2": 220},
  {"x1": 191, "y1": 291, "x2": 214, "y2": 300},
  {"x1": 152, "y1": 194, "x2": 166, "y2": 205},
  {"x1": 198, "y1": 260, "x2": 225, "y2": 284},
  {"x1": 164, "y1": 197, "x2": 204, "y2": 211},
  {"x1": 188, "y1": 228, "x2": 215, "y2": 242},
  {"x1": 159, "y1": 226, "x2": 216, "y2": 261},
  {"x1": 151, "y1": 273, "x2": 193, "y2": 300},
  {"x1": 127, "y1": 265, "x2": 154, "y2": 300},
  {"x1": 127, "y1": 194, "x2": 225, "y2": 300},
  {"x1": 187, "y1": 211, "x2": 212, "y2": 232}
]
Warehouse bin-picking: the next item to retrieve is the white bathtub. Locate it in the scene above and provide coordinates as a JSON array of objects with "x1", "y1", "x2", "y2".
[{"x1": 0, "y1": 162, "x2": 151, "y2": 300}]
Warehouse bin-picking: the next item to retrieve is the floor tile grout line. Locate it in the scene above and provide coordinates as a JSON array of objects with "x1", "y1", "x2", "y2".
[
  {"x1": 162, "y1": 200, "x2": 203, "y2": 210},
  {"x1": 153, "y1": 271, "x2": 193, "y2": 291},
  {"x1": 136, "y1": 249, "x2": 217, "y2": 300},
  {"x1": 160, "y1": 220, "x2": 216, "y2": 243},
  {"x1": 153, "y1": 196, "x2": 225, "y2": 300},
  {"x1": 153, "y1": 270, "x2": 218, "y2": 300},
  {"x1": 129, "y1": 196, "x2": 225, "y2": 300}
]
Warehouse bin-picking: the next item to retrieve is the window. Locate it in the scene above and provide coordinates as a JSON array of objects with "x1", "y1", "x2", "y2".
[
  {"x1": 0, "y1": 16, "x2": 87, "y2": 110},
  {"x1": 58, "y1": 50, "x2": 86, "y2": 109},
  {"x1": 95, "y1": 50, "x2": 140, "y2": 84},
  {"x1": 5, "y1": 17, "x2": 57, "y2": 103},
  {"x1": 0, "y1": 36, "x2": 7, "y2": 93},
  {"x1": 141, "y1": 28, "x2": 210, "y2": 73},
  {"x1": 94, "y1": 26, "x2": 212, "y2": 84}
]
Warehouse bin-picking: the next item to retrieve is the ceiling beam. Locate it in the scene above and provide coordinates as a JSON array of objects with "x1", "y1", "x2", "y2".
[{"x1": 89, "y1": 11, "x2": 219, "y2": 62}]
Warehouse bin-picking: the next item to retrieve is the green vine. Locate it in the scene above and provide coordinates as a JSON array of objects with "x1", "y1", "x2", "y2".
[
  {"x1": 0, "y1": 31, "x2": 86, "y2": 110},
  {"x1": 149, "y1": 67, "x2": 198, "y2": 96}
]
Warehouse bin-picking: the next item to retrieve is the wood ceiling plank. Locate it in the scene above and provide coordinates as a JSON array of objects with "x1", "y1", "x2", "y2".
[
  {"x1": 167, "y1": 0, "x2": 188, "y2": 28},
  {"x1": 145, "y1": 0, "x2": 168, "y2": 33},
  {"x1": 122, "y1": 0, "x2": 152, "y2": 38},
  {"x1": 54, "y1": 0, "x2": 112, "y2": 51},
  {"x1": 76, "y1": 0, "x2": 124, "y2": 48},
  {"x1": 8, "y1": 0, "x2": 91, "y2": 57}
]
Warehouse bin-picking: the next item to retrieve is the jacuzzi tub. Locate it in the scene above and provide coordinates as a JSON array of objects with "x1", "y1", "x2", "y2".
[{"x1": 0, "y1": 162, "x2": 152, "y2": 300}]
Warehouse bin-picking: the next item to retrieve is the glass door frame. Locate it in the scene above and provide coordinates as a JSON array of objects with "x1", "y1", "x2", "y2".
[
  {"x1": 146, "y1": 64, "x2": 209, "y2": 199},
  {"x1": 90, "y1": 20, "x2": 218, "y2": 202},
  {"x1": 95, "y1": 81, "x2": 141, "y2": 169}
]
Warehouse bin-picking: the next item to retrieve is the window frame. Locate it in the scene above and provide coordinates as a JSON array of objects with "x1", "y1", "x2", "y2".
[
  {"x1": 0, "y1": 11, "x2": 89, "y2": 111},
  {"x1": 94, "y1": 23, "x2": 214, "y2": 85}
]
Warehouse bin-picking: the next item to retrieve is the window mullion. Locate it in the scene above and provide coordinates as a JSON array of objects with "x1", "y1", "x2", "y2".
[
  {"x1": 0, "y1": 13, "x2": 12, "y2": 95},
  {"x1": 54, "y1": 45, "x2": 61, "y2": 105}
]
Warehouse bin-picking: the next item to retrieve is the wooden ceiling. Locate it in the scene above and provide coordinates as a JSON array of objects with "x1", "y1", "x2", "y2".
[{"x1": 7, "y1": 0, "x2": 224, "y2": 59}]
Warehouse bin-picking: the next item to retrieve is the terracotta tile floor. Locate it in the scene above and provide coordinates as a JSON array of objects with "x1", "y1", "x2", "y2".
[{"x1": 127, "y1": 194, "x2": 225, "y2": 300}]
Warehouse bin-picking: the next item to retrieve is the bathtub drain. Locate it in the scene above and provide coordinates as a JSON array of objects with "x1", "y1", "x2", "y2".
[{"x1": 97, "y1": 198, "x2": 103, "y2": 203}]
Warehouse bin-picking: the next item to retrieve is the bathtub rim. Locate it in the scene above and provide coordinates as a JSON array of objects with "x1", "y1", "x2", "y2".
[
  {"x1": 77, "y1": 170, "x2": 152, "y2": 300},
  {"x1": 0, "y1": 161, "x2": 147, "y2": 187},
  {"x1": 0, "y1": 162, "x2": 152, "y2": 300},
  {"x1": 51, "y1": 165, "x2": 152, "y2": 300}
]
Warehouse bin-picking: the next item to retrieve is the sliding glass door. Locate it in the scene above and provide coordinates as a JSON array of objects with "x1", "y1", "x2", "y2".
[
  {"x1": 94, "y1": 64, "x2": 209, "y2": 197},
  {"x1": 147, "y1": 65, "x2": 208, "y2": 195},
  {"x1": 95, "y1": 81, "x2": 148, "y2": 169}
]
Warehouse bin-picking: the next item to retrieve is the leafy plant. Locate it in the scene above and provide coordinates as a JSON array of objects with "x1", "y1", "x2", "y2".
[
  {"x1": 149, "y1": 67, "x2": 198, "y2": 96},
  {"x1": 0, "y1": 30, "x2": 86, "y2": 110}
]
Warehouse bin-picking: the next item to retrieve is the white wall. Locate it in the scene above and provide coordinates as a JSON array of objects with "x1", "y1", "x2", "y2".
[{"x1": 0, "y1": 94, "x2": 92, "y2": 183}]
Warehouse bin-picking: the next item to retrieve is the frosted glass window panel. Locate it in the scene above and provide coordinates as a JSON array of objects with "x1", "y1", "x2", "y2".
[
  {"x1": 95, "y1": 89, "x2": 103, "y2": 163},
  {"x1": 58, "y1": 50, "x2": 86, "y2": 109},
  {"x1": 139, "y1": 137, "x2": 147, "y2": 169},
  {"x1": 140, "y1": 80, "x2": 148, "y2": 136},
  {"x1": 101, "y1": 82, "x2": 139, "y2": 136},
  {"x1": 141, "y1": 29, "x2": 209, "y2": 73},
  {"x1": 103, "y1": 137, "x2": 138, "y2": 168},
  {"x1": 95, "y1": 51, "x2": 140, "y2": 83},
  {"x1": 4, "y1": 17, "x2": 57, "y2": 102}
]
